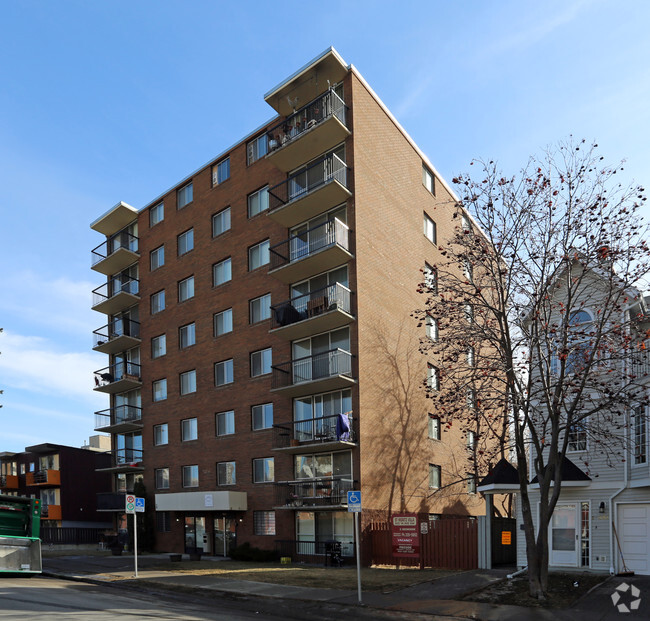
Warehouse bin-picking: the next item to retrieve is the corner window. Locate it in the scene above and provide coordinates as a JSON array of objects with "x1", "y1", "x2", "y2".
[
  {"x1": 178, "y1": 276, "x2": 195, "y2": 302},
  {"x1": 212, "y1": 207, "x2": 231, "y2": 237},
  {"x1": 251, "y1": 348, "x2": 272, "y2": 377},
  {"x1": 253, "y1": 457, "x2": 274, "y2": 483},
  {"x1": 252, "y1": 403, "x2": 273, "y2": 430},
  {"x1": 180, "y1": 370, "x2": 196, "y2": 395},
  {"x1": 247, "y1": 135, "x2": 268, "y2": 165},
  {"x1": 248, "y1": 239, "x2": 270, "y2": 270},
  {"x1": 213, "y1": 258, "x2": 232, "y2": 286},
  {"x1": 217, "y1": 461, "x2": 236, "y2": 486},
  {"x1": 151, "y1": 334, "x2": 166, "y2": 359},
  {"x1": 212, "y1": 157, "x2": 230, "y2": 185},
  {"x1": 214, "y1": 309, "x2": 233, "y2": 336},
  {"x1": 150, "y1": 245, "x2": 164, "y2": 270},
  {"x1": 152, "y1": 379, "x2": 167, "y2": 402},
  {"x1": 151, "y1": 290, "x2": 165, "y2": 314},
  {"x1": 429, "y1": 464, "x2": 441, "y2": 489},
  {"x1": 179, "y1": 323, "x2": 196, "y2": 349},
  {"x1": 424, "y1": 213, "x2": 437, "y2": 244},
  {"x1": 250, "y1": 293, "x2": 271, "y2": 324},
  {"x1": 154, "y1": 423, "x2": 168, "y2": 446},
  {"x1": 150, "y1": 202, "x2": 164, "y2": 227},
  {"x1": 248, "y1": 187, "x2": 269, "y2": 218},
  {"x1": 422, "y1": 165, "x2": 435, "y2": 195},
  {"x1": 178, "y1": 229, "x2": 194, "y2": 256},
  {"x1": 181, "y1": 417, "x2": 198, "y2": 441},
  {"x1": 428, "y1": 415, "x2": 440, "y2": 440},
  {"x1": 215, "y1": 359, "x2": 234, "y2": 386},
  {"x1": 182, "y1": 465, "x2": 198, "y2": 488},
  {"x1": 177, "y1": 183, "x2": 193, "y2": 209},
  {"x1": 155, "y1": 468, "x2": 169, "y2": 489},
  {"x1": 216, "y1": 410, "x2": 235, "y2": 436},
  {"x1": 253, "y1": 510, "x2": 276, "y2": 535}
]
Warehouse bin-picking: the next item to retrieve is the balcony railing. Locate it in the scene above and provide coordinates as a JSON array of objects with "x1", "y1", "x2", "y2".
[
  {"x1": 96, "y1": 448, "x2": 143, "y2": 471},
  {"x1": 272, "y1": 349, "x2": 353, "y2": 391},
  {"x1": 26, "y1": 469, "x2": 61, "y2": 486},
  {"x1": 0, "y1": 474, "x2": 19, "y2": 489},
  {"x1": 270, "y1": 283, "x2": 352, "y2": 331},
  {"x1": 275, "y1": 476, "x2": 355, "y2": 508},
  {"x1": 93, "y1": 319, "x2": 141, "y2": 349},
  {"x1": 41, "y1": 504, "x2": 62, "y2": 520},
  {"x1": 275, "y1": 539, "x2": 354, "y2": 563},
  {"x1": 94, "y1": 405, "x2": 143, "y2": 431},
  {"x1": 91, "y1": 231, "x2": 139, "y2": 267},
  {"x1": 268, "y1": 152, "x2": 350, "y2": 212},
  {"x1": 92, "y1": 276, "x2": 139, "y2": 308},
  {"x1": 630, "y1": 342, "x2": 650, "y2": 378},
  {"x1": 266, "y1": 89, "x2": 347, "y2": 152},
  {"x1": 273, "y1": 412, "x2": 356, "y2": 450},
  {"x1": 94, "y1": 362, "x2": 141, "y2": 388}
]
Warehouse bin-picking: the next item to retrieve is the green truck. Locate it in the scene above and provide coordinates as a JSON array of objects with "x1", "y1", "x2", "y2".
[{"x1": 0, "y1": 494, "x2": 42, "y2": 573}]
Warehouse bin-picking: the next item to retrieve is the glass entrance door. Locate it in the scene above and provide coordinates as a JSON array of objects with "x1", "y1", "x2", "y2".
[
  {"x1": 550, "y1": 504, "x2": 578, "y2": 566},
  {"x1": 214, "y1": 517, "x2": 236, "y2": 556},
  {"x1": 184, "y1": 517, "x2": 208, "y2": 554}
]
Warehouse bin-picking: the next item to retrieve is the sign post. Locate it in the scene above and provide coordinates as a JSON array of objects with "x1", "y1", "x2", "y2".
[
  {"x1": 347, "y1": 491, "x2": 362, "y2": 604},
  {"x1": 125, "y1": 495, "x2": 145, "y2": 577}
]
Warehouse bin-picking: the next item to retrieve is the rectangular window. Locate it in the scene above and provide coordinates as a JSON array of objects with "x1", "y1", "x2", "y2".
[
  {"x1": 467, "y1": 346, "x2": 475, "y2": 367},
  {"x1": 155, "y1": 468, "x2": 169, "y2": 490},
  {"x1": 156, "y1": 511, "x2": 171, "y2": 532},
  {"x1": 426, "y1": 315, "x2": 438, "y2": 341},
  {"x1": 467, "y1": 430, "x2": 477, "y2": 450},
  {"x1": 467, "y1": 389, "x2": 476, "y2": 410},
  {"x1": 427, "y1": 364, "x2": 439, "y2": 391},
  {"x1": 214, "y1": 309, "x2": 233, "y2": 336},
  {"x1": 248, "y1": 239, "x2": 270, "y2": 270},
  {"x1": 154, "y1": 423, "x2": 168, "y2": 446},
  {"x1": 151, "y1": 290, "x2": 165, "y2": 314},
  {"x1": 424, "y1": 213, "x2": 437, "y2": 244},
  {"x1": 253, "y1": 510, "x2": 276, "y2": 535},
  {"x1": 177, "y1": 182, "x2": 193, "y2": 209},
  {"x1": 251, "y1": 348, "x2": 272, "y2": 377},
  {"x1": 248, "y1": 186, "x2": 269, "y2": 218},
  {"x1": 252, "y1": 403, "x2": 273, "y2": 430},
  {"x1": 150, "y1": 245, "x2": 164, "y2": 270},
  {"x1": 249, "y1": 293, "x2": 271, "y2": 324},
  {"x1": 178, "y1": 276, "x2": 195, "y2": 302},
  {"x1": 181, "y1": 417, "x2": 198, "y2": 441},
  {"x1": 212, "y1": 157, "x2": 230, "y2": 185},
  {"x1": 465, "y1": 304, "x2": 474, "y2": 324},
  {"x1": 216, "y1": 410, "x2": 235, "y2": 436},
  {"x1": 215, "y1": 359, "x2": 234, "y2": 386},
  {"x1": 429, "y1": 464, "x2": 441, "y2": 489},
  {"x1": 634, "y1": 405, "x2": 647, "y2": 465},
  {"x1": 464, "y1": 259, "x2": 474, "y2": 284},
  {"x1": 213, "y1": 258, "x2": 232, "y2": 286},
  {"x1": 151, "y1": 334, "x2": 166, "y2": 359},
  {"x1": 153, "y1": 379, "x2": 167, "y2": 402},
  {"x1": 179, "y1": 323, "x2": 196, "y2": 349},
  {"x1": 253, "y1": 457, "x2": 274, "y2": 483},
  {"x1": 568, "y1": 421, "x2": 587, "y2": 452},
  {"x1": 178, "y1": 229, "x2": 194, "y2": 256},
  {"x1": 422, "y1": 165, "x2": 435, "y2": 195},
  {"x1": 247, "y1": 135, "x2": 268, "y2": 165},
  {"x1": 212, "y1": 207, "x2": 231, "y2": 237},
  {"x1": 217, "y1": 461, "x2": 236, "y2": 486},
  {"x1": 150, "y1": 202, "x2": 164, "y2": 227},
  {"x1": 424, "y1": 263, "x2": 437, "y2": 294},
  {"x1": 428, "y1": 414, "x2": 440, "y2": 440},
  {"x1": 182, "y1": 465, "x2": 198, "y2": 488},
  {"x1": 467, "y1": 474, "x2": 476, "y2": 494},
  {"x1": 180, "y1": 370, "x2": 196, "y2": 395}
]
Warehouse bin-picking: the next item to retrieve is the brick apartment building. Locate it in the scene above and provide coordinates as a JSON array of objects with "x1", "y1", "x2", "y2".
[{"x1": 89, "y1": 48, "x2": 485, "y2": 558}]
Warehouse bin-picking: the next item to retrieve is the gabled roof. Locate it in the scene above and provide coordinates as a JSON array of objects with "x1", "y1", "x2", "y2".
[
  {"x1": 477, "y1": 458, "x2": 521, "y2": 494},
  {"x1": 529, "y1": 455, "x2": 591, "y2": 484}
]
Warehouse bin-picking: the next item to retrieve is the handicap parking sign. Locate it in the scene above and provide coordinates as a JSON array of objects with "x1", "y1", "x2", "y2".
[
  {"x1": 347, "y1": 491, "x2": 362, "y2": 512},
  {"x1": 135, "y1": 497, "x2": 145, "y2": 513}
]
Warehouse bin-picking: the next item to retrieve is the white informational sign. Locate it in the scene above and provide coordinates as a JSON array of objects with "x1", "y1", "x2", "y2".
[
  {"x1": 135, "y1": 497, "x2": 145, "y2": 513},
  {"x1": 347, "y1": 491, "x2": 362, "y2": 513},
  {"x1": 204, "y1": 494, "x2": 214, "y2": 508},
  {"x1": 125, "y1": 494, "x2": 135, "y2": 514}
]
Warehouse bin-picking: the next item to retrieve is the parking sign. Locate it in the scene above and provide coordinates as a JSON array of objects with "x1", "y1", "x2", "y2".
[
  {"x1": 125, "y1": 494, "x2": 135, "y2": 514},
  {"x1": 135, "y1": 497, "x2": 145, "y2": 513},
  {"x1": 347, "y1": 491, "x2": 362, "y2": 512}
]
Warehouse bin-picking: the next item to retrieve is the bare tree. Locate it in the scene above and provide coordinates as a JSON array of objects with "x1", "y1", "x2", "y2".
[{"x1": 416, "y1": 139, "x2": 650, "y2": 599}]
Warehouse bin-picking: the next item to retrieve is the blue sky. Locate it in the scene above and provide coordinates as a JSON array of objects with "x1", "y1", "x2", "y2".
[{"x1": 1, "y1": 0, "x2": 649, "y2": 452}]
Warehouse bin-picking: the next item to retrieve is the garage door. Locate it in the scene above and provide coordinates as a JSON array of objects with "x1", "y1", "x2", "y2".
[{"x1": 617, "y1": 504, "x2": 650, "y2": 575}]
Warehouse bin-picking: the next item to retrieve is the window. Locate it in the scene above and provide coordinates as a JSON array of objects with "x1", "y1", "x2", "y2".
[
  {"x1": 422, "y1": 165, "x2": 435, "y2": 195},
  {"x1": 467, "y1": 474, "x2": 476, "y2": 494},
  {"x1": 150, "y1": 245, "x2": 164, "y2": 270},
  {"x1": 247, "y1": 135, "x2": 267, "y2": 165},
  {"x1": 216, "y1": 410, "x2": 235, "y2": 436},
  {"x1": 467, "y1": 346, "x2": 475, "y2": 367},
  {"x1": 178, "y1": 276, "x2": 195, "y2": 302},
  {"x1": 181, "y1": 417, "x2": 198, "y2": 441},
  {"x1": 214, "y1": 309, "x2": 233, "y2": 336},
  {"x1": 212, "y1": 157, "x2": 230, "y2": 185},
  {"x1": 151, "y1": 290, "x2": 165, "y2": 314},
  {"x1": 428, "y1": 414, "x2": 441, "y2": 440},
  {"x1": 150, "y1": 202, "x2": 164, "y2": 227},
  {"x1": 424, "y1": 213, "x2": 437, "y2": 244},
  {"x1": 182, "y1": 465, "x2": 198, "y2": 488},
  {"x1": 215, "y1": 359, "x2": 234, "y2": 386},
  {"x1": 568, "y1": 421, "x2": 587, "y2": 451},
  {"x1": 155, "y1": 468, "x2": 169, "y2": 490},
  {"x1": 180, "y1": 370, "x2": 196, "y2": 395},
  {"x1": 248, "y1": 239, "x2": 270, "y2": 270},
  {"x1": 634, "y1": 405, "x2": 647, "y2": 465},
  {"x1": 212, "y1": 207, "x2": 231, "y2": 237},
  {"x1": 248, "y1": 186, "x2": 269, "y2": 218},
  {"x1": 179, "y1": 323, "x2": 196, "y2": 349},
  {"x1": 253, "y1": 510, "x2": 276, "y2": 535},
  {"x1": 427, "y1": 364, "x2": 440, "y2": 391},
  {"x1": 566, "y1": 310, "x2": 593, "y2": 375},
  {"x1": 153, "y1": 379, "x2": 167, "y2": 402},
  {"x1": 154, "y1": 424, "x2": 168, "y2": 446},
  {"x1": 151, "y1": 334, "x2": 166, "y2": 359},
  {"x1": 249, "y1": 293, "x2": 271, "y2": 324},
  {"x1": 156, "y1": 511, "x2": 171, "y2": 532},
  {"x1": 253, "y1": 457, "x2": 274, "y2": 483},
  {"x1": 251, "y1": 348, "x2": 272, "y2": 377},
  {"x1": 464, "y1": 259, "x2": 474, "y2": 284},
  {"x1": 426, "y1": 315, "x2": 438, "y2": 341},
  {"x1": 217, "y1": 461, "x2": 236, "y2": 486},
  {"x1": 467, "y1": 430, "x2": 477, "y2": 451},
  {"x1": 467, "y1": 389, "x2": 477, "y2": 410},
  {"x1": 252, "y1": 403, "x2": 273, "y2": 430},
  {"x1": 213, "y1": 258, "x2": 232, "y2": 286},
  {"x1": 178, "y1": 229, "x2": 194, "y2": 256},
  {"x1": 465, "y1": 304, "x2": 474, "y2": 324},
  {"x1": 424, "y1": 263, "x2": 437, "y2": 294},
  {"x1": 177, "y1": 182, "x2": 193, "y2": 209},
  {"x1": 461, "y1": 213, "x2": 471, "y2": 233},
  {"x1": 429, "y1": 464, "x2": 441, "y2": 489}
]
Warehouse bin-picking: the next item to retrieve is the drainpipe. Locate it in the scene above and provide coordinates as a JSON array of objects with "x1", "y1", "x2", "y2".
[
  {"x1": 507, "y1": 566, "x2": 528, "y2": 579},
  {"x1": 608, "y1": 438, "x2": 628, "y2": 575}
]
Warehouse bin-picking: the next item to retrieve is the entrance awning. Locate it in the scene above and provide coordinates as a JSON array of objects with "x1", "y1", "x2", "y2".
[
  {"x1": 155, "y1": 491, "x2": 247, "y2": 512},
  {"x1": 477, "y1": 458, "x2": 521, "y2": 494}
]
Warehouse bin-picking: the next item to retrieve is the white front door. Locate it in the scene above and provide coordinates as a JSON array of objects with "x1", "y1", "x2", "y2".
[
  {"x1": 617, "y1": 504, "x2": 650, "y2": 575},
  {"x1": 550, "y1": 503, "x2": 578, "y2": 566}
]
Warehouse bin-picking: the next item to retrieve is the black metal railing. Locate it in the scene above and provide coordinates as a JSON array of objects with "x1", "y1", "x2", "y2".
[
  {"x1": 272, "y1": 349, "x2": 353, "y2": 390},
  {"x1": 96, "y1": 492, "x2": 127, "y2": 511},
  {"x1": 275, "y1": 539, "x2": 353, "y2": 564},
  {"x1": 32, "y1": 470, "x2": 56, "y2": 484},
  {"x1": 106, "y1": 448, "x2": 143, "y2": 467},
  {"x1": 92, "y1": 276, "x2": 139, "y2": 307},
  {"x1": 91, "y1": 231, "x2": 139, "y2": 266},
  {"x1": 94, "y1": 405, "x2": 142, "y2": 430},
  {"x1": 268, "y1": 152, "x2": 349, "y2": 212},
  {"x1": 275, "y1": 476, "x2": 355, "y2": 507},
  {"x1": 270, "y1": 283, "x2": 352, "y2": 330},
  {"x1": 269, "y1": 218, "x2": 350, "y2": 271},
  {"x1": 41, "y1": 527, "x2": 107, "y2": 545},
  {"x1": 93, "y1": 362, "x2": 142, "y2": 388},
  {"x1": 273, "y1": 412, "x2": 355, "y2": 449},
  {"x1": 93, "y1": 319, "x2": 141, "y2": 348},
  {"x1": 266, "y1": 88, "x2": 347, "y2": 153}
]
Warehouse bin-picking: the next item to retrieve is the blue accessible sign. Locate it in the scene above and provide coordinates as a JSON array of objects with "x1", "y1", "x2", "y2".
[{"x1": 347, "y1": 491, "x2": 362, "y2": 512}]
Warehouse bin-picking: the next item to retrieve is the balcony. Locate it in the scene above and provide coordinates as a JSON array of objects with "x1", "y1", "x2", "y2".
[
  {"x1": 41, "y1": 504, "x2": 62, "y2": 520},
  {"x1": 92, "y1": 277, "x2": 139, "y2": 315},
  {"x1": 271, "y1": 349, "x2": 355, "y2": 398},
  {"x1": 0, "y1": 475, "x2": 18, "y2": 489},
  {"x1": 265, "y1": 89, "x2": 350, "y2": 173},
  {"x1": 93, "y1": 362, "x2": 142, "y2": 394},
  {"x1": 273, "y1": 413, "x2": 356, "y2": 454},
  {"x1": 91, "y1": 232, "x2": 139, "y2": 276},
  {"x1": 96, "y1": 492, "x2": 127, "y2": 512},
  {"x1": 93, "y1": 319, "x2": 141, "y2": 355},
  {"x1": 94, "y1": 405, "x2": 143, "y2": 434},
  {"x1": 26, "y1": 469, "x2": 60, "y2": 487},
  {"x1": 275, "y1": 476, "x2": 355, "y2": 509},
  {"x1": 270, "y1": 283, "x2": 354, "y2": 341},
  {"x1": 267, "y1": 153, "x2": 352, "y2": 228},
  {"x1": 269, "y1": 218, "x2": 352, "y2": 284},
  {"x1": 91, "y1": 201, "x2": 138, "y2": 237},
  {"x1": 95, "y1": 449, "x2": 144, "y2": 474}
]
